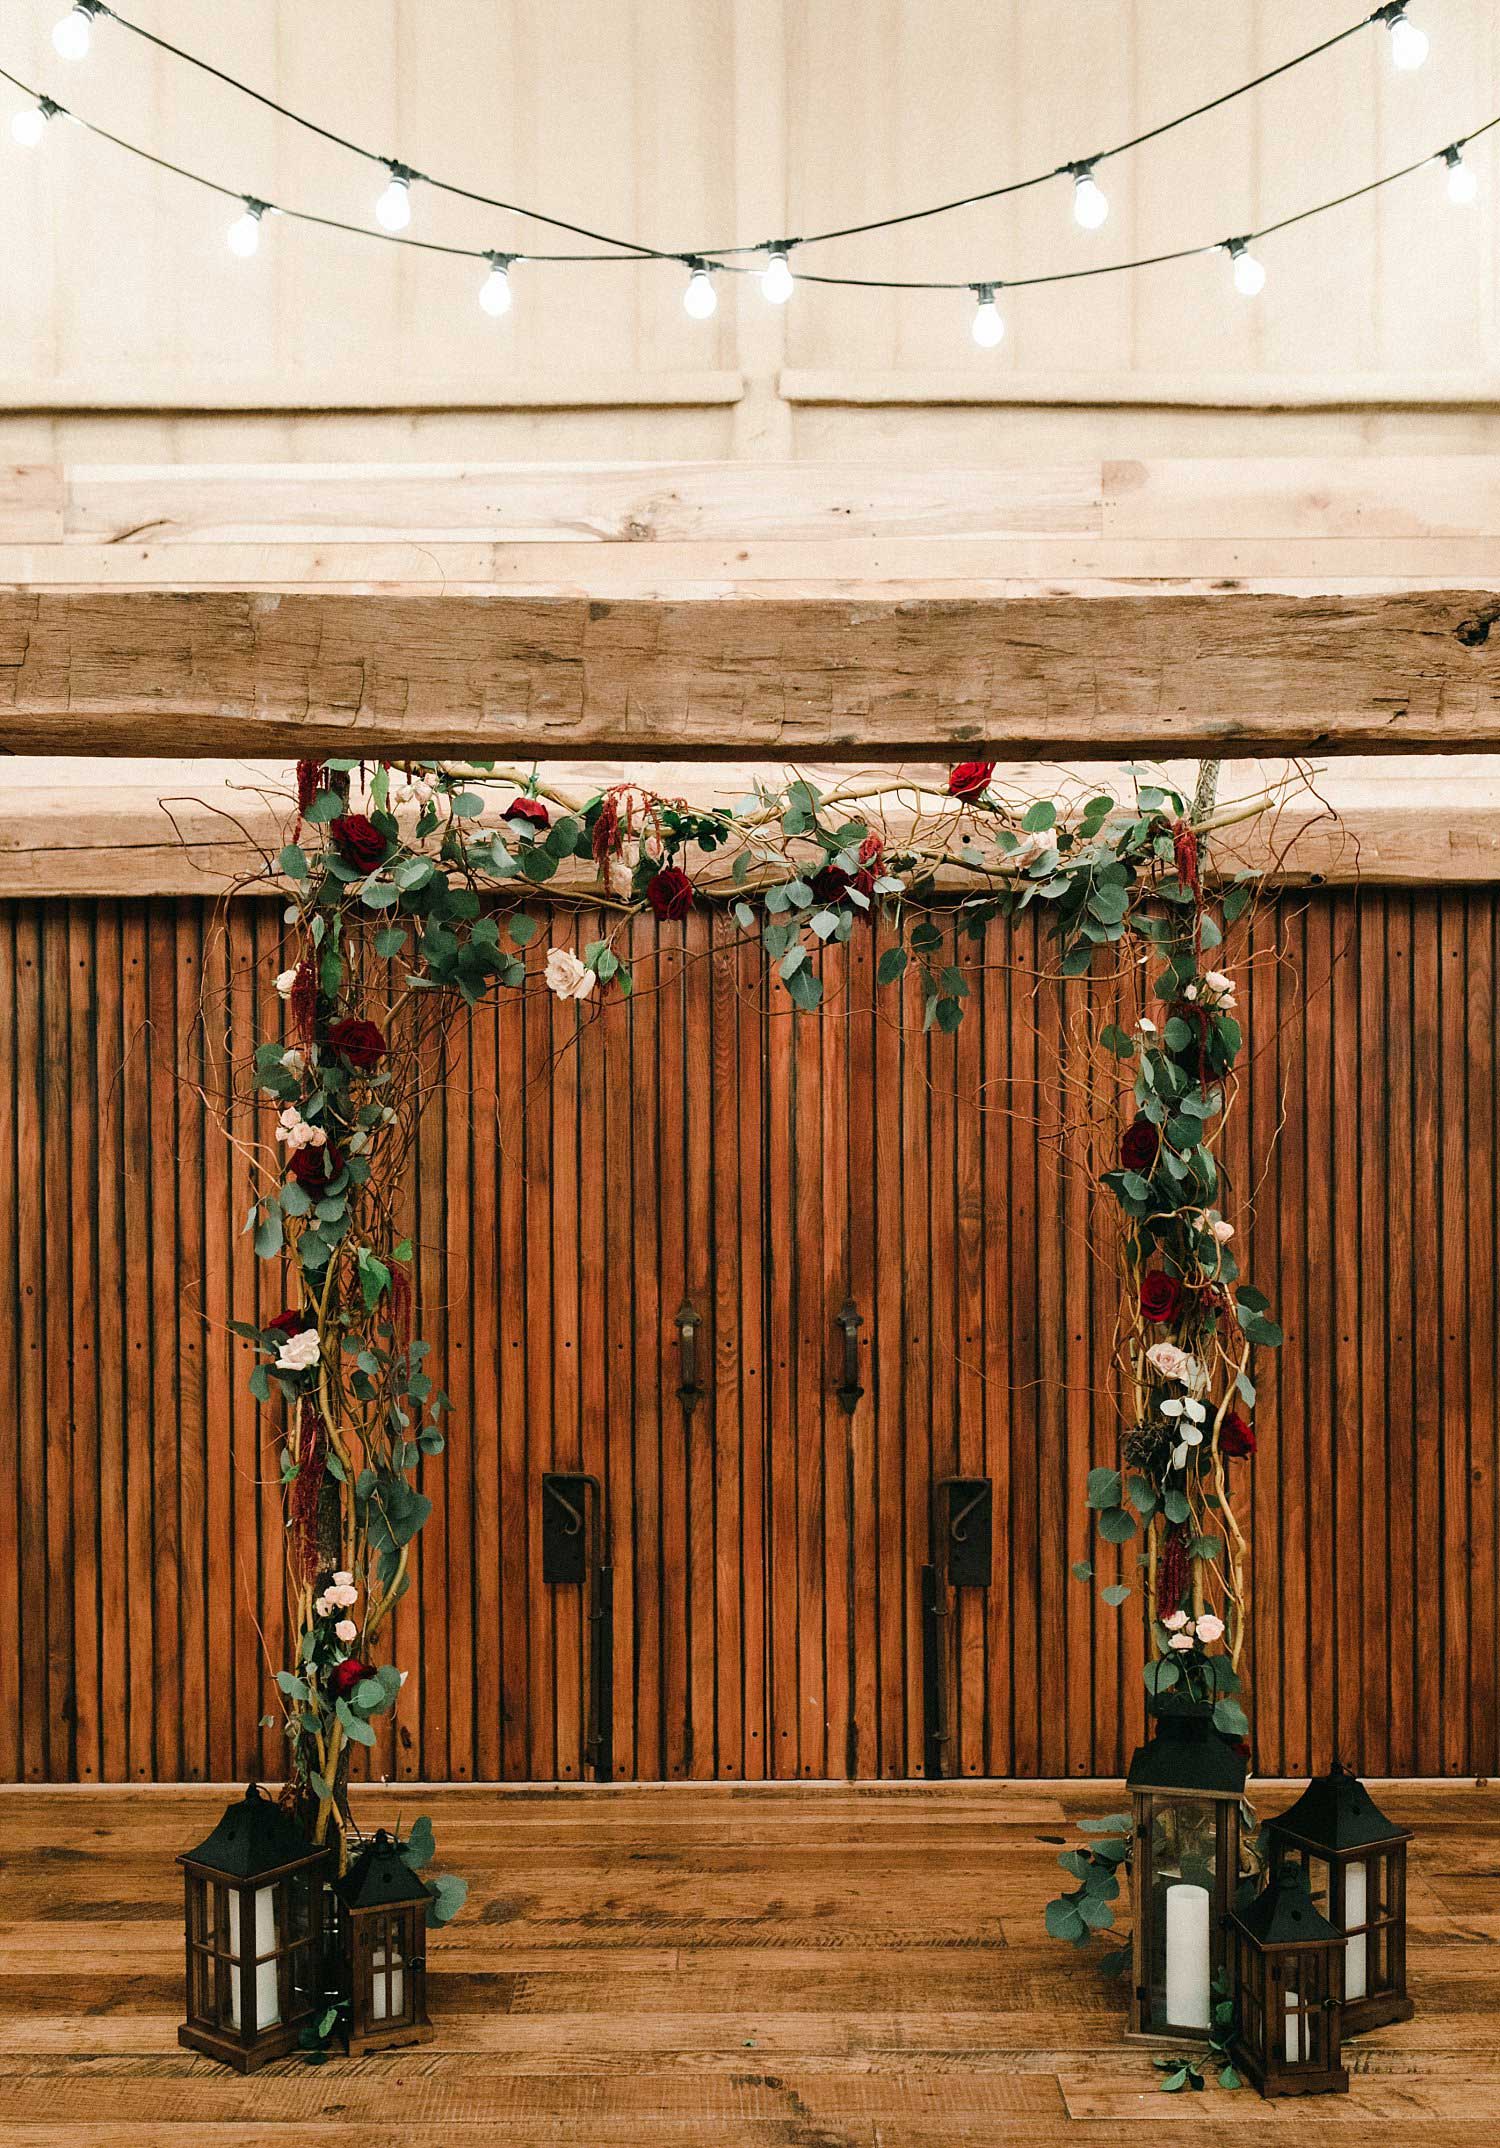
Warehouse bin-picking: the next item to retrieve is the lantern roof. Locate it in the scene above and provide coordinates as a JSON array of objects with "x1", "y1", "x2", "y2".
[
  {"x1": 1268, "y1": 1762, "x2": 1411, "y2": 1853},
  {"x1": 1126, "y1": 1698, "x2": 1248, "y2": 1797},
  {"x1": 334, "y1": 1829, "x2": 433, "y2": 1912},
  {"x1": 180, "y1": 1783, "x2": 323, "y2": 1879},
  {"x1": 1234, "y1": 1860, "x2": 1345, "y2": 1948}
]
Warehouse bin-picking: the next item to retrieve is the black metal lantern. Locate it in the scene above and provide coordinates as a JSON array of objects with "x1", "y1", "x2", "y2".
[
  {"x1": 1266, "y1": 1762, "x2": 1413, "y2": 2035},
  {"x1": 1125, "y1": 1700, "x2": 1247, "y2": 2043},
  {"x1": 1228, "y1": 1861, "x2": 1349, "y2": 2097},
  {"x1": 178, "y1": 1784, "x2": 331, "y2": 2072},
  {"x1": 334, "y1": 1829, "x2": 435, "y2": 2055}
]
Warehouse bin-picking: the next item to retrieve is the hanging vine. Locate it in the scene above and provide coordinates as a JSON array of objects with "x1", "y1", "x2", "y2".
[{"x1": 214, "y1": 752, "x2": 1299, "y2": 1905}]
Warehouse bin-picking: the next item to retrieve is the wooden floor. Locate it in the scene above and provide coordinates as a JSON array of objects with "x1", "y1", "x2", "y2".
[{"x1": 0, "y1": 1782, "x2": 1495, "y2": 2145}]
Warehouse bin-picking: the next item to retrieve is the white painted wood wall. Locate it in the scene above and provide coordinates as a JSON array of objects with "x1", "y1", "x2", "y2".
[{"x1": 0, "y1": 0, "x2": 1497, "y2": 460}]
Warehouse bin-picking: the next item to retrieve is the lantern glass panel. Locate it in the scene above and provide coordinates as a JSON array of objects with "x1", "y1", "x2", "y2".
[{"x1": 1144, "y1": 1795, "x2": 1221, "y2": 2032}]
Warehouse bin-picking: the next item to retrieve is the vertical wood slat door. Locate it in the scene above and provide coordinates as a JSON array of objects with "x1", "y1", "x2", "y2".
[{"x1": 0, "y1": 890, "x2": 1497, "y2": 1783}]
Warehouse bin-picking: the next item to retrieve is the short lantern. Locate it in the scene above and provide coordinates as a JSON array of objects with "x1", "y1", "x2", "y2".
[
  {"x1": 1126, "y1": 1700, "x2": 1247, "y2": 2043},
  {"x1": 334, "y1": 1829, "x2": 435, "y2": 2055},
  {"x1": 1228, "y1": 1861, "x2": 1349, "y2": 2096},
  {"x1": 179, "y1": 1784, "x2": 331, "y2": 2071},
  {"x1": 1265, "y1": 1762, "x2": 1413, "y2": 2036}
]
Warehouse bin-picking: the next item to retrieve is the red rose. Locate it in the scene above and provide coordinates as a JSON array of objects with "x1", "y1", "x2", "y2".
[
  {"x1": 1220, "y1": 1412, "x2": 1256, "y2": 1459},
  {"x1": 504, "y1": 797, "x2": 550, "y2": 833},
  {"x1": 290, "y1": 1138, "x2": 345, "y2": 1188},
  {"x1": 267, "y1": 1307, "x2": 313, "y2": 1338},
  {"x1": 646, "y1": 866, "x2": 695, "y2": 921},
  {"x1": 948, "y1": 761, "x2": 996, "y2": 804},
  {"x1": 330, "y1": 1658, "x2": 374, "y2": 1697},
  {"x1": 328, "y1": 1016, "x2": 387, "y2": 1071},
  {"x1": 1120, "y1": 1117, "x2": 1159, "y2": 1174},
  {"x1": 1139, "y1": 1272, "x2": 1183, "y2": 1323},
  {"x1": 811, "y1": 865, "x2": 850, "y2": 904},
  {"x1": 330, "y1": 813, "x2": 387, "y2": 873}
]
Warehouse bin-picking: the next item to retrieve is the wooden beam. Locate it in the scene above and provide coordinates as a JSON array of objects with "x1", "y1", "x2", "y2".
[{"x1": 0, "y1": 587, "x2": 1497, "y2": 760}]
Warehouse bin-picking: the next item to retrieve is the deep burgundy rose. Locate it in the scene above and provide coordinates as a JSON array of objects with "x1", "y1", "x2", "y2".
[
  {"x1": 290, "y1": 1138, "x2": 345, "y2": 1189},
  {"x1": 646, "y1": 865, "x2": 695, "y2": 921},
  {"x1": 947, "y1": 761, "x2": 996, "y2": 804},
  {"x1": 266, "y1": 1307, "x2": 314, "y2": 1338},
  {"x1": 811, "y1": 864, "x2": 850, "y2": 904},
  {"x1": 1119, "y1": 1116, "x2": 1159, "y2": 1175},
  {"x1": 1220, "y1": 1412, "x2": 1257, "y2": 1459},
  {"x1": 504, "y1": 796, "x2": 551, "y2": 833},
  {"x1": 1139, "y1": 1272, "x2": 1184, "y2": 1324},
  {"x1": 328, "y1": 1016, "x2": 387, "y2": 1071},
  {"x1": 330, "y1": 1657, "x2": 374, "y2": 1697},
  {"x1": 330, "y1": 812, "x2": 387, "y2": 872}
]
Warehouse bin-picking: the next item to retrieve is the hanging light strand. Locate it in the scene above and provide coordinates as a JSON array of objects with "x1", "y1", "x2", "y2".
[
  {"x1": 1, "y1": 62, "x2": 1493, "y2": 335},
  {"x1": 58, "y1": 0, "x2": 1431, "y2": 263}
]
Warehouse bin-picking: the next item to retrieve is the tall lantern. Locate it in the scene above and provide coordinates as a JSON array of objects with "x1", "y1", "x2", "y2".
[
  {"x1": 1227, "y1": 1861, "x2": 1349, "y2": 2096},
  {"x1": 1266, "y1": 1762, "x2": 1413, "y2": 2035},
  {"x1": 334, "y1": 1829, "x2": 435, "y2": 2055},
  {"x1": 1125, "y1": 1701, "x2": 1247, "y2": 2043},
  {"x1": 178, "y1": 1784, "x2": 331, "y2": 2072}
]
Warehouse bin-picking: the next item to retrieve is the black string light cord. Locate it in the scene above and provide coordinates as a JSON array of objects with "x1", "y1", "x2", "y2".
[
  {"x1": 77, "y1": 0, "x2": 1420, "y2": 263},
  {"x1": 7, "y1": 55, "x2": 1494, "y2": 304}
]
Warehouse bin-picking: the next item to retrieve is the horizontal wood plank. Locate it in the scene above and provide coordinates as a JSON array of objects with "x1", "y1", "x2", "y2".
[{"x1": 1, "y1": 587, "x2": 1498, "y2": 759}]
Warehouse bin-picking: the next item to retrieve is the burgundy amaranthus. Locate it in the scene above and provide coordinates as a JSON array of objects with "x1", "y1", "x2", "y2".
[
  {"x1": 290, "y1": 958, "x2": 319, "y2": 1046},
  {"x1": 1157, "y1": 1525, "x2": 1190, "y2": 1619},
  {"x1": 290, "y1": 1396, "x2": 328, "y2": 1579}
]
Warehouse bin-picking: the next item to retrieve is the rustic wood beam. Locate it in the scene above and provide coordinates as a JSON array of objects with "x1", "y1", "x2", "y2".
[{"x1": 0, "y1": 587, "x2": 1497, "y2": 760}]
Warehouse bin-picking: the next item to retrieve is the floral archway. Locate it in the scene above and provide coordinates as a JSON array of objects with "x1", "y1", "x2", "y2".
[{"x1": 215, "y1": 751, "x2": 1300, "y2": 1948}]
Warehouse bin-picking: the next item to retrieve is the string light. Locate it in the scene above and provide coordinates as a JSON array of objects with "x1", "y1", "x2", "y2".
[
  {"x1": 51, "y1": 1, "x2": 100, "y2": 61},
  {"x1": 226, "y1": 198, "x2": 266, "y2": 257},
  {"x1": 1383, "y1": 5, "x2": 1429, "y2": 70},
  {"x1": 682, "y1": 259, "x2": 717, "y2": 318},
  {"x1": 1070, "y1": 162, "x2": 1110, "y2": 230},
  {"x1": 970, "y1": 283, "x2": 1005, "y2": 347},
  {"x1": 10, "y1": 96, "x2": 58, "y2": 147},
  {"x1": 1225, "y1": 237, "x2": 1267, "y2": 296},
  {"x1": 760, "y1": 247, "x2": 795, "y2": 304},
  {"x1": 479, "y1": 252, "x2": 514, "y2": 315},
  {"x1": 1442, "y1": 144, "x2": 1479, "y2": 203},
  {"x1": 374, "y1": 163, "x2": 413, "y2": 232}
]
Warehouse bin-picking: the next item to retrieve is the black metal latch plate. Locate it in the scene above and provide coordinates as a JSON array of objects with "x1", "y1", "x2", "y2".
[
  {"x1": 542, "y1": 1473, "x2": 593, "y2": 1584},
  {"x1": 939, "y1": 1477, "x2": 993, "y2": 1588}
]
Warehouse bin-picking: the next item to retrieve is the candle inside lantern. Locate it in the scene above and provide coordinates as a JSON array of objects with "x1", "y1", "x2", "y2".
[
  {"x1": 228, "y1": 1886, "x2": 280, "y2": 2030},
  {"x1": 1344, "y1": 1859, "x2": 1368, "y2": 1999},
  {"x1": 1164, "y1": 1881, "x2": 1211, "y2": 2028},
  {"x1": 1284, "y1": 1988, "x2": 1301, "y2": 2063},
  {"x1": 372, "y1": 1943, "x2": 405, "y2": 2021}
]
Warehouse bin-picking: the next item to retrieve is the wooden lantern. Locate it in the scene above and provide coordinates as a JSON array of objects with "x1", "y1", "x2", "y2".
[
  {"x1": 1228, "y1": 1862, "x2": 1349, "y2": 2097},
  {"x1": 1266, "y1": 1763, "x2": 1413, "y2": 2035},
  {"x1": 1125, "y1": 1700, "x2": 1247, "y2": 2043},
  {"x1": 179, "y1": 1784, "x2": 331, "y2": 2072},
  {"x1": 334, "y1": 1829, "x2": 435, "y2": 2055}
]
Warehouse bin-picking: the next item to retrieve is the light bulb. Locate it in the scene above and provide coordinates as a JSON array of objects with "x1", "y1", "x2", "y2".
[
  {"x1": 761, "y1": 248, "x2": 795, "y2": 304},
  {"x1": 1444, "y1": 147, "x2": 1478, "y2": 205},
  {"x1": 683, "y1": 263, "x2": 717, "y2": 319},
  {"x1": 970, "y1": 284, "x2": 1005, "y2": 348},
  {"x1": 10, "y1": 101, "x2": 53, "y2": 148},
  {"x1": 227, "y1": 202, "x2": 264, "y2": 258},
  {"x1": 1387, "y1": 8, "x2": 1428, "y2": 69},
  {"x1": 375, "y1": 170, "x2": 412, "y2": 232},
  {"x1": 52, "y1": 3, "x2": 95, "y2": 60},
  {"x1": 1227, "y1": 240, "x2": 1266, "y2": 297},
  {"x1": 1072, "y1": 166, "x2": 1109, "y2": 230},
  {"x1": 479, "y1": 257, "x2": 513, "y2": 316}
]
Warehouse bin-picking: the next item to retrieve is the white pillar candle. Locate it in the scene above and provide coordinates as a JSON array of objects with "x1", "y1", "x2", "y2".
[
  {"x1": 1164, "y1": 1881, "x2": 1212, "y2": 2028},
  {"x1": 372, "y1": 1943, "x2": 405, "y2": 2021},
  {"x1": 1344, "y1": 1860, "x2": 1369, "y2": 2000},
  {"x1": 228, "y1": 1886, "x2": 280, "y2": 2030},
  {"x1": 1284, "y1": 1989, "x2": 1301, "y2": 2063}
]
